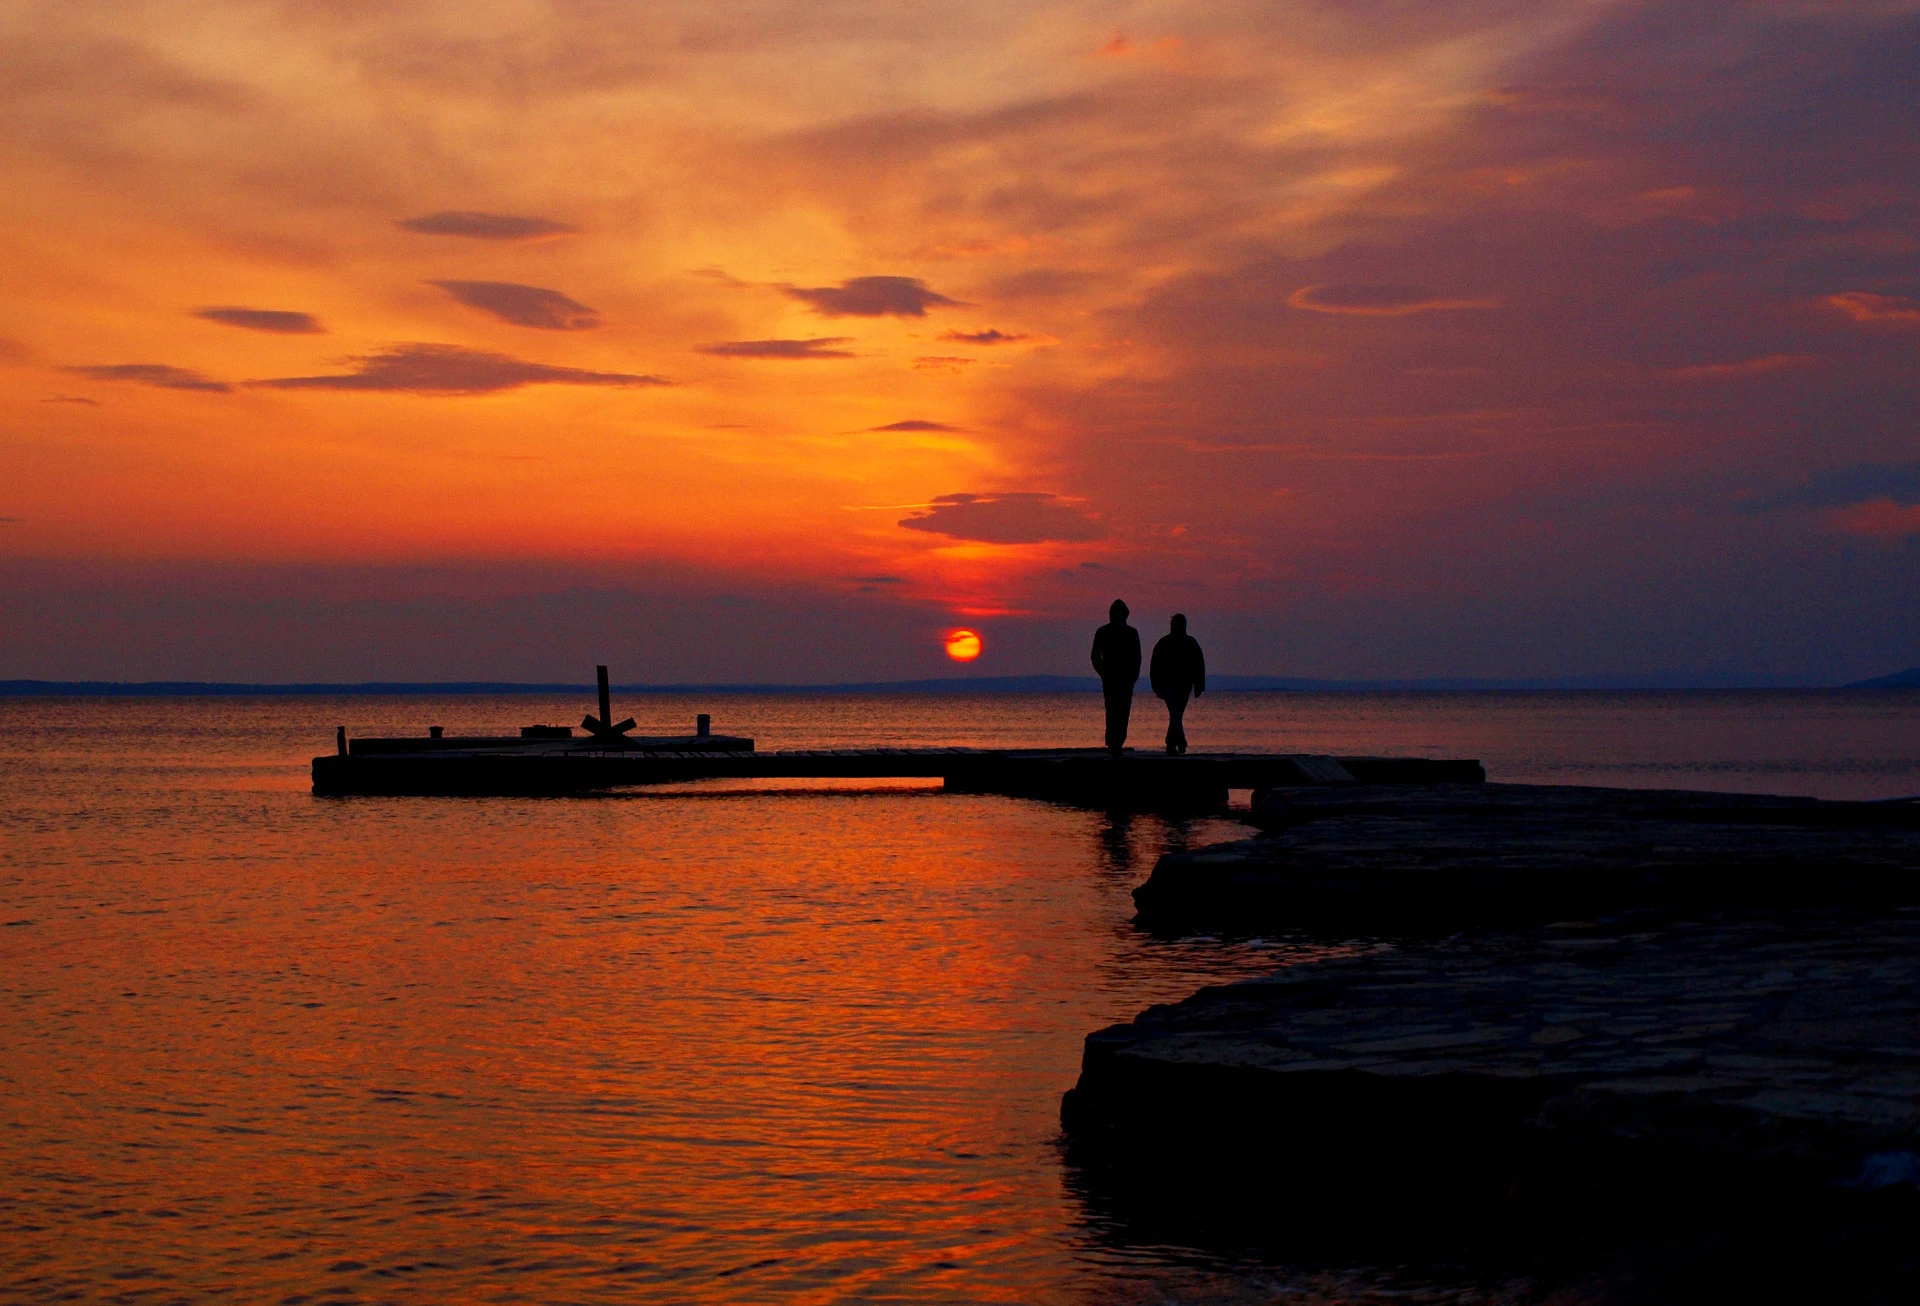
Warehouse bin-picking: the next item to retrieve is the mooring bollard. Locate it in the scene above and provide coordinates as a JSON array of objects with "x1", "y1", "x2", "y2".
[
  {"x1": 336, "y1": 726, "x2": 347, "y2": 756},
  {"x1": 696, "y1": 713, "x2": 711, "y2": 737},
  {"x1": 429, "y1": 726, "x2": 444, "y2": 739}
]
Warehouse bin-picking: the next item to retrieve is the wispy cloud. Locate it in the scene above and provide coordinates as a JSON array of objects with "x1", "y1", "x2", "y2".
[
  {"x1": 1825, "y1": 292, "x2": 1920, "y2": 329},
  {"x1": 429, "y1": 280, "x2": 601, "y2": 330},
  {"x1": 395, "y1": 211, "x2": 577, "y2": 240},
  {"x1": 697, "y1": 338, "x2": 854, "y2": 359},
  {"x1": 193, "y1": 306, "x2": 324, "y2": 334},
  {"x1": 252, "y1": 344, "x2": 667, "y2": 394},
  {"x1": 1287, "y1": 285, "x2": 1498, "y2": 316},
  {"x1": 783, "y1": 276, "x2": 958, "y2": 317},
  {"x1": 938, "y1": 328, "x2": 1029, "y2": 344},
  {"x1": 1666, "y1": 355, "x2": 1821, "y2": 383},
  {"x1": 912, "y1": 356, "x2": 973, "y2": 373},
  {"x1": 67, "y1": 364, "x2": 230, "y2": 392},
  {"x1": 869, "y1": 419, "x2": 963, "y2": 431},
  {"x1": 898, "y1": 492, "x2": 1103, "y2": 544},
  {"x1": 42, "y1": 394, "x2": 99, "y2": 405}
]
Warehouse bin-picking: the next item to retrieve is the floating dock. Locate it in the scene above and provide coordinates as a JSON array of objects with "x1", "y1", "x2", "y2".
[{"x1": 310, "y1": 731, "x2": 1484, "y2": 803}]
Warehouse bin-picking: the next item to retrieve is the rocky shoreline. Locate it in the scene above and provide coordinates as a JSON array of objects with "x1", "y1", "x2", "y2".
[
  {"x1": 1064, "y1": 782, "x2": 1920, "y2": 1300},
  {"x1": 1134, "y1": 782, "x2": 1920, "y2": 929}
]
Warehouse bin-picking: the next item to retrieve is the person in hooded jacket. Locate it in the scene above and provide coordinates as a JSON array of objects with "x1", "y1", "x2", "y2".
[
  {"x1": 1149, "y1": 613, "x2": 1206, "y2": 754},
  {"x1": 1089, "y1": 599, "x2": 1142, "y2": 756}
]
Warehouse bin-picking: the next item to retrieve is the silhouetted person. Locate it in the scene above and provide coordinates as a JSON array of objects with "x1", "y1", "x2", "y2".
[
  {"x1": 1150, "y1": 613, "x2": 1207, "y2": 754},
  {"x1": 1090, "y1": 599, "x2": 1141, "y2": 756}
]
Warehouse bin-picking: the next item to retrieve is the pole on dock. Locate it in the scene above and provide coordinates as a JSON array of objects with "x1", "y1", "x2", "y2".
[
  {"x1": 582, "y1": 663, "x2": 637, "y2": 741},
  {"x1": 697, "y1": 713, "x2": 711, "y2": 737},
  {"x1": 337, "y1": 726, "x2": 347, "y2": 757}
]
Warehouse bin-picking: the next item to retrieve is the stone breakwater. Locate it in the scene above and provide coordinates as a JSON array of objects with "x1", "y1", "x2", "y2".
[
  {"x1": 1062, "y1": 912, "x2": 1920, "y2": 1297},
  {"x1": 1133, "y1": 783, "x2": 1920, "y2": 929},
  {"x1": 1067, "y1": 913, "x2": 1920, "y2": 1186}
]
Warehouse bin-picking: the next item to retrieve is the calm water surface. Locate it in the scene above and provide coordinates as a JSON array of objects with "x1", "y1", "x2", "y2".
[{"x1": 3, "y1": 691, "x2": 1918, "y2": 1304}]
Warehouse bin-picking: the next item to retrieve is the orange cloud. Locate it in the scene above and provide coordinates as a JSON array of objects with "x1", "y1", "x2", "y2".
[{"x1": 1825, "y1": 292, "x2": 1920, "y2": 329}]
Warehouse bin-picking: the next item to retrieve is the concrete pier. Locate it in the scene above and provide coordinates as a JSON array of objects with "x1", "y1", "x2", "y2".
[{"x1": 310, "y1": 735, "x2": 1483, "y2": 805}]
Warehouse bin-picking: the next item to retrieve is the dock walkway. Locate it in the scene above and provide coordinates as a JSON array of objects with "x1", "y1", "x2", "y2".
[{"x1": 310, "y1": 733, "x2": 1483, "y2": 803}]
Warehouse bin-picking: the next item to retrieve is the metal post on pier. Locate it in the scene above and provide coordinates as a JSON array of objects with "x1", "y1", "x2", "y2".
[
  {"x1": 582, "y1": 664, "x2": 637, "y2": 741},
  {"x1": 697, "y1": 714, "x2": 711, "y2": 738},
  {"x1": 337, "y1": 726, "x2": 347, "y2": 757}
]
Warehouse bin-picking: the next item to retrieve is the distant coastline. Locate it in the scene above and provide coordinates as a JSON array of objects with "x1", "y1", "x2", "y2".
[{"x1": 4, "y1": 669, "x2": 1915, "y2": 696}]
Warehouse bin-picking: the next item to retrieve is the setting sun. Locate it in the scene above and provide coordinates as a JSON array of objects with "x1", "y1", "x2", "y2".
[{"x1": 943, "y1": 629, "x2": 983, "y2": 662}]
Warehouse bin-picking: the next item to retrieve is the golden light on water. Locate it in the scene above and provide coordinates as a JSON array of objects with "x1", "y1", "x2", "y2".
[{"x1": 944, "y1": 629, "x2": 983, "y2": 663}]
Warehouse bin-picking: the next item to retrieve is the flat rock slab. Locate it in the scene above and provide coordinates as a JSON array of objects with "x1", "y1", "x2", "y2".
[
  {"x1": 1065, "y1": 913, "x2": 1920, "y2": 1198},
  {"x1": 1135, "y1": 782, "x2": 1920, "y2": 927}
]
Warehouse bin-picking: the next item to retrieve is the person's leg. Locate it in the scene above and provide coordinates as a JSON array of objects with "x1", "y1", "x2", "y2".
[
  {"x1": 1167, "y1": 693, "x2": 1188, "y2": 754},
  {"x1": 1104, "y1": 682, "x2": 1131, "y2": 754}
]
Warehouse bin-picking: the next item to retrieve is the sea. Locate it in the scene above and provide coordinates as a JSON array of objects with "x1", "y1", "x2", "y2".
[{"x1": 4, "y1": 689, "x2": 1918, "y2": 1304}]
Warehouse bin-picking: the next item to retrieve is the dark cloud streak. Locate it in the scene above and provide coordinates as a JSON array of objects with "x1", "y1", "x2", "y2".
[
  {"x1": 251, "y1": 344, "x2": 667, "y2": 395},
  {"x1": 67, "y1": 364, "x2": 231, "y2": 392},
  {"x1": 194, "y1": 306, "x2": 324, "y2": 334},
  {"x1": 396, "y1": 211, "x2": 578, "y2": 240},
  {"x1": 1288, "y1": 284, "x2": 1497, "y2": 315},
  {"x1": 697, "y1": 338, "x2": 854, "y2": 359},
  {"x1": 939, "y1": 328, "x2": 1028, "y2": 344},
  {"x1": 429, "y1": 280, "x2": 601, "y2": 330},
  {"x1": 783, "y1": 276, "x2": 957, "y2": 317},
  {"x1": 898, "y1": 492, "x2": 1103, "y2": 544}
]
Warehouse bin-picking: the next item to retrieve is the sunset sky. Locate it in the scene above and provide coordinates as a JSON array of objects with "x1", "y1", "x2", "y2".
[{"x1": 3, "y1": 0, "x2": 1917, "y2": 682}]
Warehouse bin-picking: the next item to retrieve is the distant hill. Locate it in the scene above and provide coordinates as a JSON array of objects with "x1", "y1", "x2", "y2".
[
  {"x1": 0, "y1": 671, "x2": 1854, "y2": 695},
  {"x1": 1844, "y1": 666, "x2": 1920, "y2": 688}
]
